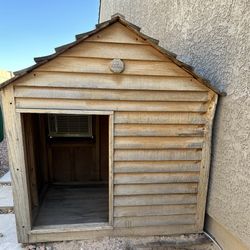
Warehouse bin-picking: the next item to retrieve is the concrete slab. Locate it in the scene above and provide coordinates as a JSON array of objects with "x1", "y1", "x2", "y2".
[
  {"x1": 0, "y1": 214, "x2": 23, "y2": 250},
  {"x1": 0, "y1": 185, "x2": 14, "y2": 209},
  {"x1": 0, "y1": 171, "x2": 11, "y2": 184}
]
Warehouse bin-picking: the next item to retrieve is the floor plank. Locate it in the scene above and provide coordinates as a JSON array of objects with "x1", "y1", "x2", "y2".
[{"x1": 34, "y1": 185, "x2": 109, "y2": 227}]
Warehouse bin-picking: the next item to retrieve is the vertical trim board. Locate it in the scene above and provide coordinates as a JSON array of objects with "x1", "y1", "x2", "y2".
[{"x1": 1, "y1": 86, "x2": 31, "y2": 243}]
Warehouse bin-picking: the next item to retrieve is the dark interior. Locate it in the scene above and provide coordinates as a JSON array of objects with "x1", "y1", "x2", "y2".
[{"x1": 22, "y1": 113, "x2": 109, "y2": 227}]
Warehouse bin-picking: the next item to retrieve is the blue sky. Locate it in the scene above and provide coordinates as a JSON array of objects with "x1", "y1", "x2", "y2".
[{"x1": 0, "y1": 0, "x2": 99, "y2": 72}]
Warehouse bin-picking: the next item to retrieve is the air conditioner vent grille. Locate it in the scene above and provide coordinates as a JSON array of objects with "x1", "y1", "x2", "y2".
[{"x1": 48, "y1": 114, "x2": 92, "y2": 138}]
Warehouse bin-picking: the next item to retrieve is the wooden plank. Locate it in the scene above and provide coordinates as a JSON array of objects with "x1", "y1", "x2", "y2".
[
  {"x1": 35, "y1": 57, "x2": 190, "y2": 77},
  {"x1": 114, "y1": 204, "x2": 197, "y2": 217},
  {"x1": 15, "y1": 98, "x2": 207, "y2": 112},
  {"x1": 34, "y1": 186, "x2": 109, "y2": 226},
  {"x1": 114, "y1": 194, "x2": 197, "y2": 206},
  {"x1": 85, "y1": 22, "x2": 147, "y2": 44},
  {"x1": 114, "y1": 183, "x2": 198, "y2": 195},
  {"x1": 114, "y1": 124, "x2": 205, "y2": 137},
  {"x1": 114, "y1": 214, "x2": 196, "y2": 227},
  {"x1": 196, "y1": 94, "x2": 218, "y2": 231},
  {"x1": 95, "y1": 116, "x2": 100, "y2": 181},
  {"x1": 1, "y1": 85, "x2": 31, "y2": 243},
  {"x1": 16, "y1": 109, "x2": 113, "y2": 115},
  {"x1": 114, "y1": 112, "x2": 207, "y2": 124},
  {"x1": 108, "y1": 114, "x2": 114, "y2": 226},
  {"x1": 60, "y1": 42, "x2": 169, "y2": 61},
  {"x1": 114, "y1": 137, "x2": 204, "y2": 149},
  {"x1": 22, "y1": 114, "x2": 39, "y2": 207},
  {"x1": 38, "y1": 115, "x2": 49, "y2": 183},
  {"x1": 114, "y1": 161, "x2": 200, "y2": 173},
  {"x1": 15, "y1": 72, "x2": 207, "y2": 92},
  {"x1": 114, "y1": 172, "x2": 199, "y2": 184},
  {"x1": 28, "y1": 224, "x2": 198, "y2": 242},
  {"x1": 14, "y1": 86, "x2": 209, "y2": 102},
  {"x1": 114, "y1": 149, "x2": 202, "y2": 161}
]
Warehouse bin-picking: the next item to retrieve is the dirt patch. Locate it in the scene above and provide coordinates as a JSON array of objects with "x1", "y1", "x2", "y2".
[
  {"x1": 0, "y1": 138, "x2": 9, "y2": 178},
  {"x1": 25, "y1": 234, "x2": 218, "y2": 250}
]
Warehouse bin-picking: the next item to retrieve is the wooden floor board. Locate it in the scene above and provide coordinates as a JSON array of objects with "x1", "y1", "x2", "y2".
[{"x1": 34, "y1": 185, "x2": 109, "y2": 226}]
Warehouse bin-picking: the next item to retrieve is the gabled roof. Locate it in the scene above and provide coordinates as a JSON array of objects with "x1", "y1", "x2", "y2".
[{"x1": 0, "y1": 13, "x2": 225, "y2": 95}]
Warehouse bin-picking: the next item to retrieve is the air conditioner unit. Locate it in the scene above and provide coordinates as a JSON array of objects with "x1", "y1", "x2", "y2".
[{"x1": 48, "y1": 114, "x2": 93, "y2": 138}]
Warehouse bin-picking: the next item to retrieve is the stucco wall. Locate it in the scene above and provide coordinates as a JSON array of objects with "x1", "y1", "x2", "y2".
[{"x1": 100, "y1": 0, "x2": 250, "y2": 247}]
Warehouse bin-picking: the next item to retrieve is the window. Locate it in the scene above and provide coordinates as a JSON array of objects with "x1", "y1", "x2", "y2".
[{"x1": 48, "y1": 114, "x2": 92, "y2": 138}]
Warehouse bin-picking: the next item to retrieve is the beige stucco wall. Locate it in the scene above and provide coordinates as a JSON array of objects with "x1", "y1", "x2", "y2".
[{"x1": 100, "y1": 0, "x2": 250, "y2": 247}]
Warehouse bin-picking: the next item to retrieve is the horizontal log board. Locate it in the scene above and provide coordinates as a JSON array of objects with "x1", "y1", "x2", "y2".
[
  {"x1": 114, "y1": 149, "x2": 202, "y2": 161},
  {"x1": 114, "y1": 214, "x2": 196, "y2": 227},
  {"x1": 114, "y1": 183, "x2": 198, "y2": 195},
  {"x1": 35, "y1": 57, "x2": 190, "y2": 77},
  {"x1": 114, "y1": 112, "x2": 207, "y2": 124},
  {"x1": 15, "y1": 72, "x2": 208, "y2": 92},
  {"x1": 114, "y1": 173, "x2": 199, "y2": 184},
  {"x1": 14, "y1": 87, "x2": 209, "y2": 102},
  {"x1": 15, "y1": 98, "x2": 208, "y2": 112},
  {"x1": 114, "y1": 204, "x2": 197, "y2": 217},
  {"x1": 114, "y1": 124, "x2": 205, "y2": 137},
  {"x1": 29, "y1": 225, "x2": 198, "y2": 242},
  {"x1": 85, "y1": 22, "x2": 148, "y2": 44},
  {"x1": 114, "y1": 137, "x2": 204, "y2": 149},
  {"x1": 58, "y1": 42, "x2": 169, "y2": 61},
  {"x1": 114, "y1": 194, "x2": 197, "y2": 206},
  {"x1": 114, "y1": 161, "x2": 200, "y2": 173}
]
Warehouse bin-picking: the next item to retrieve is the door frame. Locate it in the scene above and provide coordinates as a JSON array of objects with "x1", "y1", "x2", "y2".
[{"x1": 18, "y1": 108, "x2": 114, "y2": 231}]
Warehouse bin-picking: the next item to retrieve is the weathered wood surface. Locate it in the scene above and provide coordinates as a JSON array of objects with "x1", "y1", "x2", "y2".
[
  {"x1": 114, "y1": 112, "x2": 207, "y2": 124},
  {"x1": 108, "y1": 114, "x2": 114, "y2": 225},
  {"x1": 114, "y1": 172, "x2": 199, "y2": 184},
  {"x1": 114, "y1": 183, "x2": 198, "y2": 195},
  {"x1": 196, "y1": 94, "x2": 218, "y2": 231},
  {"x1": 85, "y1": 22, "x2": 147, "y2": 44},
  {"x1": 15, "y1": 72, "x2": 207, "y2": 91},
  {"x1": 114, "y1": 214, "x2": 196, "y2": 227},
  {"x1": 15, "y1": 87, "x2": 209, "y2": 102},
  {"x1": 60, "y1": 42, "x2": 169, "y2": 61},
  {"x1": 114, "y1": 161, "x2": 200, "y2": 173},
  {"x1": 114, "y1": 194, "x2": 197, "y2": 206},
  {"x1": 114, "y1": 124, "x2": 205, "y2": 136},
  {"x1": 34, "y1": 186, "x2": 108, "y2": 226},
  {"x1": 114, "y1": 149, "x2": 202, "y2": 161},
  {"x1": 35, "y1": 57, "x2": 190, "y2": 77},
  {"x1": 28, "y1": 224, "x2": 198, "y2": 243},
  {"x1": 114, "y1": 204, "x2": 196, "y2": 217},
  {"x1": 114, "y1": 137, "x2": 204, "y2": 149},
  {"x1": 15, "y1": 98, "x2": 208, "y2": 112},
  {"x1": 1, "y1": 85, "x2": 31, "y2": 243},
  {"x1": 22, "y1": 114, "x2": 39, "y2": 207}
]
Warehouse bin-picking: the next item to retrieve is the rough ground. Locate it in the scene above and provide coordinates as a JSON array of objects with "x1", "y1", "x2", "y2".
[
  {"x1": 25, "y1": 234, "x2": 218, "y2": 250},
  {"x1": 0, "y1": 139, "x2": 8, "y2": 178}
]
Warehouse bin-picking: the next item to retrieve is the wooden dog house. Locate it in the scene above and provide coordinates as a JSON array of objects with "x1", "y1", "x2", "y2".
[{"x1": 0, "y1": 14, "x2": 223, "y2": 243}]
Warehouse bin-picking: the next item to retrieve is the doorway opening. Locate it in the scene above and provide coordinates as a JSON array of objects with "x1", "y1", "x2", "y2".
[{"x1": 22, "y1": 113, "x2": 109, "y2": 228}]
